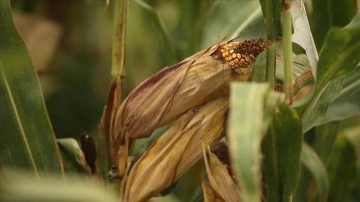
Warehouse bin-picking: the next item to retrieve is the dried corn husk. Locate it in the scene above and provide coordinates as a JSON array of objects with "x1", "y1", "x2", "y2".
[
  {"x1": 121, "y1": 97, "x2": 228, "y2": 202},
  {"x1": 112, "y1": 39, "x2": 271, "y2": 177},
  {"x1": 203, "y1": 145, "x2": 242, "y2": 202},
  {"x1": 202, "y1": 180, "x2": 225, "y2": 202},
  {"x1": 112, "y1": 39, "x2": 270, "y2": 140}
]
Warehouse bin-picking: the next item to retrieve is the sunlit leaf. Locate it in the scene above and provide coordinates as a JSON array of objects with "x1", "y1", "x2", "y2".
[
  {"x1": 228, "y1": 82, "x2": 283, "y2": 202},
  {"x1": 290, "y1": 0, "x2": 319, "y2": 75}
]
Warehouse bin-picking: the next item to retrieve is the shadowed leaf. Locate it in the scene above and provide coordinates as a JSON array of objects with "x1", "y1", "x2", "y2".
[{"x1": 262, "y1": 103, "x2": 302, "y2": 201}]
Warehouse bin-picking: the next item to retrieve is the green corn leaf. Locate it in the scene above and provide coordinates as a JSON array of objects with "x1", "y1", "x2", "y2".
[
  {"x1": 326, "y1": 134, "x2": 358, "y2": 202},
  {"x1": 342, "y1": 123, "x2": 360, "y2": 174},
  {"x1": 314, "y1": 122, "x2": 340, "y2": 163},
  {"x1": 134, "y1": 0, "x2": 176, "y2": 64},
  {"x1": 307, "y1": 118, "x2": 360, "y2": 202},
  {"x1": 0, "y1": 0, "x2": 63, "y2": 174},
  {"x1": 311, "y1": 0, "x2": 356, "y2": 48},
  {"x1": 258, "y1": 0, "x2": 282, "y2": 37},
  {"x1": 0, "y1": 169, "x2": 118, "y2": 202},
  {"x1": 262, "y1": 103, "x2": 302, "y2": 202},
  {"x1": 320, "y1": 67, "x2": 360, "y2": 125},
  {"x1": 202, "y1": 0, "x2": 265, "y2": 46},
  {"x1": 228, "y1": 82, "x2": 283, "y2": 202},
  {"x1": 57, "y1": 138, "x2": 91, "y2": 174},
  {"x1": 294, "y1": 13, "x2": 360, "y2": 132},
  {"x1": 300, "y1": 143, "x2": 330, "y2": 202}
]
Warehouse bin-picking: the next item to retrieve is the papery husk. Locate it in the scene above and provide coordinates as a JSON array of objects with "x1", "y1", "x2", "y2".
[
  {"x1": 202, "y1": 180, "x2": 225, "y2": 202},
  {"x1": 203, "y1": 146, "x2": 242, "y2": 202},
  {"x1": 121, "y1": 97, "x2": 229, "y2": 202},
  {"x1": 112, "y1": 39, "x2": 271, "y2": 177},
  {"x1": 112, "y1": 44, "x2": 226, "y2": 143},
  {"x1": 112, "y1": 39, "x2": 271, "y2": 140}
]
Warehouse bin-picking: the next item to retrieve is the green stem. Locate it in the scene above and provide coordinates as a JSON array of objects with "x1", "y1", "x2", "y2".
[
  {"x1": 265, "y1": 0, "x2": 276, "y2": 87},
  {"x1": 110, "y1": 0, "x2": 127, "y2": 81},
  {"x1": 99, "y1": 0, "x2": 128, "y2": 180},
  {"x1": 282, "y1": 2, "x2": 293, "y2": 103},
  {"x1": 266, "y1": 44, "x2": 276, "y2": 86}
]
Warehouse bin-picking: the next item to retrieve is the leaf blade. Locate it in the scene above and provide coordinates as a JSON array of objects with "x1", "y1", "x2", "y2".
[
  {"x1": 262, "y1": 103, "x2": 302, "y2": 202},
  {"x1": 295, "y1": 14, "x2": 360, "y2": 131},
  {"x1": 229, "y1": 82, "x2": 283, "y2": 202},
  {"x1": 0, "y1": 0, "x2": 63, "y2": 174}
]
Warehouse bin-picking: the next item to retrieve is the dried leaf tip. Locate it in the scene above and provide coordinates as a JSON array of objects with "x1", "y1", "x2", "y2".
[{"x1": 212, "y1": 39, "x2": 271, "y2": 68}]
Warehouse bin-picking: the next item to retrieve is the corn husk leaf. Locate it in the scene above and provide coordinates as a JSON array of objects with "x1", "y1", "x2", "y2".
[
  {"x1": 112, "y1": 43, "x2": 226, "y2": 142},
  {"x1": 203, "y1": 146, "x2": 242, "y2": 202},
  {"x1": 112, "y1": 39, "x2": 271, "y2": 140},
  {"x1": 202, "y1": 180, "x2": 225, "y2": 202},
  {"x1": 112, "y1": 39, "x2": 271, "y2": 177},
  {"x1": 122, "y1": 97, "x2": 229, "y2": 202}
]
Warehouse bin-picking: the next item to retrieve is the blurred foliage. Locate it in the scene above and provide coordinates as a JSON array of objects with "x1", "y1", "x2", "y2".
[
  {"x1": 11, "y1": 0, "x2": 113, "y2": 139},
  {"x1": 8, "y1": 0, "x2": 268, "y2": 139}
]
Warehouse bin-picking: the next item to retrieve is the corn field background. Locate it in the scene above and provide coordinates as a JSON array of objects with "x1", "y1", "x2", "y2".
[{"x1": 1, "y1": 0, "x2": 360, "y2": 201}]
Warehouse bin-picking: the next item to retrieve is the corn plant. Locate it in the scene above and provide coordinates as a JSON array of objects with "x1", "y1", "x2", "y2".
[{"x1": 1, "y1": 0, "x2": 360, "y2": 202}]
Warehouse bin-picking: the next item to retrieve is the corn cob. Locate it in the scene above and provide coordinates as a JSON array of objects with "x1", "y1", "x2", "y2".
[
  {"x1": 111, "y1": 39, "x2": 271, "y2": 178},
  {"x1": 121, "y1": 97, "x2": 228, "y2": 202},
  {"x1": 112, "y1": 39, "x2": 270, "y2": 140}
]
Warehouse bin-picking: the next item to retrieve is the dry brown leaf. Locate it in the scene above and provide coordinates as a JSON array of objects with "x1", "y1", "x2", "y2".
[
  {"x1": 202, "y1": 180, "x2": 225, "y2": 202},
  {"x1": 121, "y1": 97, "x2": 228, "y2": 202},
  {"x1": 203, "y1": 146, "x2": 242, "y2": 202},
  {"x1": 112, "y1": 39, "x2": 271, "y2": 178},
  {"x1": 112, "y1": 39, "x2": 270, "y2": 140}
]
